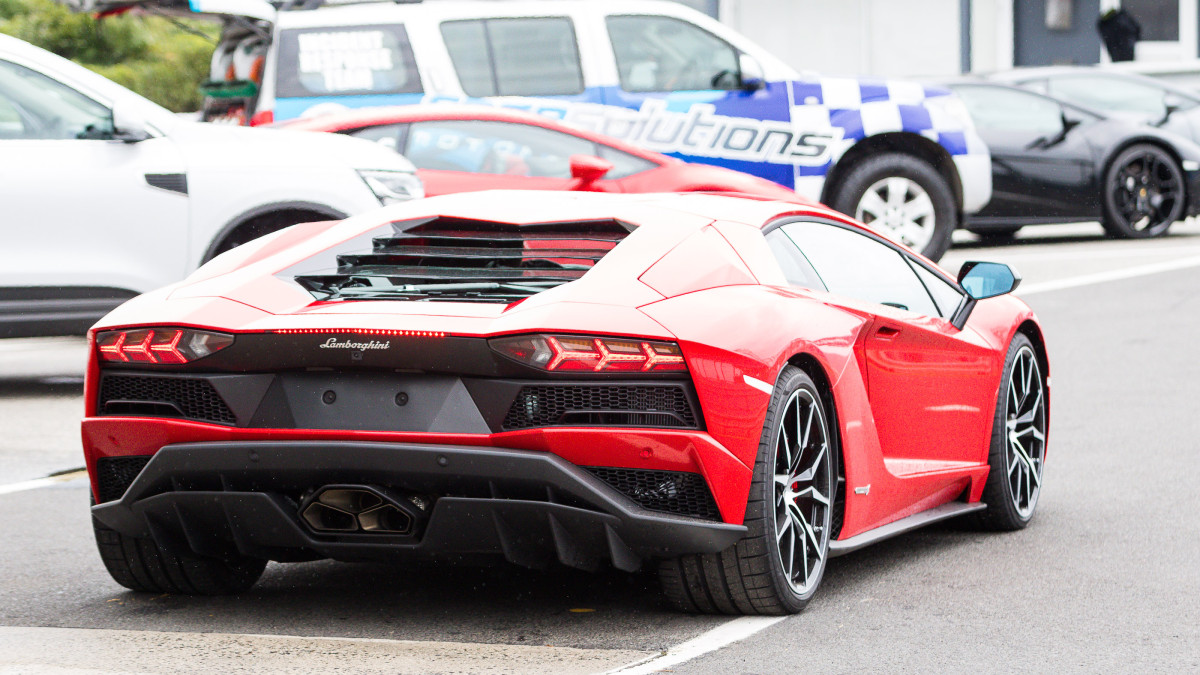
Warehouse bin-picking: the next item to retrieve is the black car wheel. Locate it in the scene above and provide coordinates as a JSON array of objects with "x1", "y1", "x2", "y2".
[
  {"x1": 93, "y1": 513, "x2": 266, "y2": 595},
  {"x1": 831, "y1": 153, "x2": 958, "y2": 261},
  {"x1": 658, "y1": 366, "x2": 836, "y2": 614},
  {"x1": 972, "y1": 334, "x2": 1047, "y2": 531},
  {"x1": 1102, "y1": 143, "x2": 1185, "y2": 239}
]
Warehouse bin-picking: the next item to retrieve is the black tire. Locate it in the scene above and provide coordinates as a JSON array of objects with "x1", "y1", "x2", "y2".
[
  {"x1": 208, "y1": 211, "x2": 325, "y2": 261},
  {"x1": 972, "y1": 333, "x2": 1048, "y2": 531},
  {"x1": 967, "y1": 226, "x2": 1023, "y2": 243},
  {"x1": 1102, "y1": 143, "x2": 1185, "y2": 239},
  {"x1": 658, "y1": 366, "x2": 837, "y2": 615},
  {"x1": 830, "y1": 152, "x2": 958, "y2": 262},
  {"x1": 92, "y1": 515, "x2": 266, "y2": 595}
]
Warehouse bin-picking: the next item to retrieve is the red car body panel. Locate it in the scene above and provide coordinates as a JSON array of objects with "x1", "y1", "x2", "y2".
[
  {"x1": 277, "y1": 105, "x2": 811, "y2": 201},
  {"x1": 83, "y1": 192, "x2": 1045, "y2": 551}
]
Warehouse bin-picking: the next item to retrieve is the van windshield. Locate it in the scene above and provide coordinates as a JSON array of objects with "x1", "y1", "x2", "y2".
[{"x1": 275, "y1": 24, "x2": 422, "y2": 98}]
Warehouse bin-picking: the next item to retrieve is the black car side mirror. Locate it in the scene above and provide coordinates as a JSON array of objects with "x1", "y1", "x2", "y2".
[{"x1": 951, "y1": 261, "x2": 1022, "y2": 329}]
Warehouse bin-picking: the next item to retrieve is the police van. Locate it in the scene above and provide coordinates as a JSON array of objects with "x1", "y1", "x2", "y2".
[{"x1": 82, "y1": 0, "x2": 992, "y2": 260}]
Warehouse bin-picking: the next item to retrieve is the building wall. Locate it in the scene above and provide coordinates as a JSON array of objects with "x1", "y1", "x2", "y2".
[
  {"x1": 1013, "y1": 0, "x2": 1103, "y2": 65},
  {"x1": 718, "y1": 0, "x2": 962, "y2": 78}
]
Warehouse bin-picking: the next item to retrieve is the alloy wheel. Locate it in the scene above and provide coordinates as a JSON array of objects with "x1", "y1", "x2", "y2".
[
  {"x1": 773, "y1": 388, "x2": 833, "y2": 595},
  {"x1": 855, "y1": 177, "x2": 936, "y2": 252},
  {"x1": 1110, "y1": 151, "x2": 1182, "y2": 234},
  {"x1": 1004, "y1": 345, "x2": 1046, "y2": 519}
]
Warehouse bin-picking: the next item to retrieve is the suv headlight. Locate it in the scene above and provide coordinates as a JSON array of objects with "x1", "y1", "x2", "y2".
[{"x1": 359, "y1": 170, "x2": 424, "y2": 204}]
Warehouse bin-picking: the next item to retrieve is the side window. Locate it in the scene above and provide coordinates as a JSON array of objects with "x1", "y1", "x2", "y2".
[
  {"x1": 606, "y1": 15, "x2": 740, "y2": 92},
  {"x1": 763, "y1": 229, "x2": 826, "y2": 290},
  {"x1": 0, "y1": 59, "x2": 112, "y2": 140},
  {"x1": 344, "y1": 123, "x2": 408, "y2": 152},
  {"x1": 1047, "y1": 75, "x2": 1173, "y2": 117},
  {"x1": 441, "y1": 18, "x2": 584, "y2": 97},
  {"x1": 952, "y1": 85, "x2": 1063, "y2": 135},
  {"x1": 781, "y1": 221, "x2": 940, "y2": 317},
  {"x1": 594, "y1": 144, "x2": 658, "y2": 179},
  {"x1": 404, "y1": 120, "x2": 595, "y2": 177},
  {"x1": 909, "y1": 261, "x2": 964, "y2": 319},
  {"x1": 275, "y1": 24, "x2": 422, "y2": 98}
]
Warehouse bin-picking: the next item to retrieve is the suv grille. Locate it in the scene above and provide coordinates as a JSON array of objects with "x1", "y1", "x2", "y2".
[
  {"x1": 502, "y1": 384, "x2": 698, "y2": 430},
  {"x1": 586, "y1": 467, "x2": 721, "y2": 521},
  {"x1": 95, "y1": 455, "x2": 152, "y2": 503},
  {"x1": 98, "y1": 374, "x2": 236, "y2": 425}
]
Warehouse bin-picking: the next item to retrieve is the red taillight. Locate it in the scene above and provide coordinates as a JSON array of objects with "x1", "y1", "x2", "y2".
[
  {"x1": 249, "y1": 109, "x2": 274, "y2": 127},
  {"x1": 96, "y1": 328, "x2": 234, "y2": 364},
  {"x1": 490, "y1": 334, "x2": 686, "y2": 373}
]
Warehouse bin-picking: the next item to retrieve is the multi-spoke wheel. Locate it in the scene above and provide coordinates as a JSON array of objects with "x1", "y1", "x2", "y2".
[
  {"x1": 658, "y1": 366, "x2": 838, "y2": 614},
  {"x1": 1102, "y1": 144, "x2": 1185, "y2": 239},
  {"x1": 973, "y1": 333, "x2": 1048, "y2": 531},
  {"x1": 831, "y1": 152, "x2": 957, "y2": 262}
]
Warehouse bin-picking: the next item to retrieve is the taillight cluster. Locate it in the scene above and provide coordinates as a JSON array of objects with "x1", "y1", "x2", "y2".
[
  {"x1": 490, "y1": 334, "x2": 686, "y2": 373},
  {"x1": 96, "y1": 328, "x2": 234, "y2": 364}
]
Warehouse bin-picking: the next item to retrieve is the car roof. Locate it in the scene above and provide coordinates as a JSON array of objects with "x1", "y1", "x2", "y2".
[{"x1": 274, "y1": 0, "x2": 699, "y2": 26}]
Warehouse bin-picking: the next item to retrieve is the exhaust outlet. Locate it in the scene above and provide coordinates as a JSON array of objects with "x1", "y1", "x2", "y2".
[{"x1": 299, "y1": 485, "x2": 423, "y2": 535}]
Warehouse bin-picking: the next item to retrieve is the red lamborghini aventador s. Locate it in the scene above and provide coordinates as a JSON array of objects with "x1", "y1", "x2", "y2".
[{"x1": 83, "y1": 191, "x2": 1048, "y2": 615}]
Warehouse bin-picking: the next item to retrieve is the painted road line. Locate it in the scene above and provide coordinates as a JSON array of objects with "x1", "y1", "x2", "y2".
[
  {"x1": 0, "y1": 469, "x2": 86, "y2": 496},
  {"x1": 606, "y1": 615, "x2": 788, "y2": 674},
  {"x1": 1019, "y1": 254, "x2": 1200, "y2": 296},
  {"x1": 0, "y1": 627, "x2": 653, "y2": 675}
]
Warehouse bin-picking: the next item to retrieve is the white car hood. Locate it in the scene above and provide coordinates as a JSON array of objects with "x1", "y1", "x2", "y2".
[{"x1": 166, "y1": 123, "x2": 415, "y2": 173}]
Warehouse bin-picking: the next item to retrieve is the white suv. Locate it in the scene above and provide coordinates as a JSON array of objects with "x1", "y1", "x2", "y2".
[{"x1": 0, "y1": 34, "x2": 422, "y2": 338}]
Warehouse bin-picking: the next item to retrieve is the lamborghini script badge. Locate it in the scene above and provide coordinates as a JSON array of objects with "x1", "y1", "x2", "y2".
[{"x1": 319, "y1": 338, "x2": 391, "y2": 351}]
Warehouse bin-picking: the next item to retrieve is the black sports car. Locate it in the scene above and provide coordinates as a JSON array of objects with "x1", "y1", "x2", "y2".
[{"x1": 948, "y1": 81, "x2": 1200, "y2": 240}]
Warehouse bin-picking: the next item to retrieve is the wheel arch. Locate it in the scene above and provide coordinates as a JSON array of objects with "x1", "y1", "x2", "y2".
[
  {"x1": 822, "y1": 132, "x2": 964, "y2": 212},
  {"x1": 203, "y1": 201, "x2": 347, "y2": 264},
  {"x1": 1015, "y1": 319, "x2": 1050, "y2": 383},
  {"x1": 785, "y1": 351, "x2": 847, "y2": 539},
  {"x1": 1101, "y1": 137, "x2": 1186, "y2": 197}
]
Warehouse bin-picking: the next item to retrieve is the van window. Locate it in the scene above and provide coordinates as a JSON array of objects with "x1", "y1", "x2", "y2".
[
  {"x1": 606, "y1": 15, "x2": 740, "y2": 92},
  {"x1": 441, "y1": 18, "x2": 584, "y2": 97},
  {"x1": 275, "y1": 24, "x2": 421, "y2": 98}
]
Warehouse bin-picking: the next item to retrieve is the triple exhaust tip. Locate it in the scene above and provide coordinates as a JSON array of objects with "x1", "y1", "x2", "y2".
[{"x1": 300, "y1": 485, "x2": 417, "y2": 535}]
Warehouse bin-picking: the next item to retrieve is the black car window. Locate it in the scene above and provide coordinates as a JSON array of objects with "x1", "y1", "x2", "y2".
[
  {"x1": 275, "y1": 24, "x2": 422, "y2": 98},
  {"x1": 595, "y1": 144, "x2": 658, "y2": 179},
  {"x1": 404, "y1": 120, "x2": 595, "y2": 177},
  {"x1": 0, "y1": 59, "x2": 111, "y2": 140},
  {"x1": 606, "y1": 15, "x2": 740, "y2": 92},
  {"x1": 1047, "y1": 75, "x2": 1178, "y2": 118},
  {"x1": 781, "y1": 221, "x2": 940, "y2": 317},
  {"x1": 764, "y1": 229, "x2": 826, "y2": 290},
  {"x1": 441, "y1": 18, "x2": 584, "y2": 97},
  {"x1": 908, "y1": 260, "x2": 964, "y2": 319},
  {"x1": 952, "y1": 85, "x2": 1063, "y2": 135},
  {"x1": 344, "y1": 123, "x2": 408, "y2": 152}
]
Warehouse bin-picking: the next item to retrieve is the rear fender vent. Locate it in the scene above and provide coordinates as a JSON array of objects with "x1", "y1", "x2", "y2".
[
  {"x1": 95, "y1": 455, "x2": 152, "y2": 503},
  {"x1": 294, "y1": 216, "x2": 634, "y2": 302},
  {"x1": 98, "y1": 374, "x2": 236, "y2": 425},
  {"x1": 503, "y1": 384, "x2": 699, "y2": 430},
  {"x1": 586, "y1": 467, "x2": 721, "y2": 521}
]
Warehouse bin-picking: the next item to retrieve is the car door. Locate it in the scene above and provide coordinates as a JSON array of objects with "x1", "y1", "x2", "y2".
[
  {"x1": 0, "y1": 55, "x2": 187, "y2": 335},
  {"x1": 779, "y1": 220, "x2": 997, "y2": 472},
  {"x1": 346, "y1": 119, "x2": 622, "y2": 196},
  {"x1": 953, "y1": 85, "x2": 1097, "y2": 222}
]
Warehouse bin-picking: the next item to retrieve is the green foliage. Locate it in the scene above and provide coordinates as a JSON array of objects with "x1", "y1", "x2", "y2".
[{"x1": 0, "y1": 0, "x2": 217, "y2": 111}]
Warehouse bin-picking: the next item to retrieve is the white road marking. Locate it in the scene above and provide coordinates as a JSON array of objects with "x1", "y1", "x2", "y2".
[
  {"x1": 1018, "y1": 254, "x2": 1200, "y2": 296},
  {"x1": 0, "y1": 627, "x2": 652, "y2": 675},
  {"x1": 742, "y1": 374, "x2": 774, "y2": 395},
  {"x1": 605, "y1": 616, "x2": 787, "y2": 674},
  {"x1": 0, "y1": 470, "x2": 86, "y2": 496}
]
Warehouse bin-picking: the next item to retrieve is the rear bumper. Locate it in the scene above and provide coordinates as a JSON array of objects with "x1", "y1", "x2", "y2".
[{"x1": 91, "y1": 441, "x2": 747, "y2": 571}]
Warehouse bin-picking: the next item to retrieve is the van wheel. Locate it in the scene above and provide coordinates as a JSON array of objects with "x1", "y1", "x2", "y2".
[{"x1": 831, "y1": 153, "x2": 957, "y2": 261}]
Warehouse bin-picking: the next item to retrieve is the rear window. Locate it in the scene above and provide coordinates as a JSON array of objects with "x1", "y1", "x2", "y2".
[
  {"x1": 276, "y1": 24, "x2": 422, "y2": 98},
  {"x1": 441, "y1": 18, "x2": 584, "y2": 97}
]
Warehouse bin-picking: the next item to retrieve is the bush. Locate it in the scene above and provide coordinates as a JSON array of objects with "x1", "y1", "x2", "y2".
[{"x1": 0, "y1": 0, "x2": 217, "y2": 111}]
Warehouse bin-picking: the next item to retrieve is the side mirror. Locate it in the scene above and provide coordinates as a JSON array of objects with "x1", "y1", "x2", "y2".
[
  {"x1": 738, "y1": 53, "x2": 766, "y2": 92},
  {"x1": 1157, "y1": 92, "x2": 1187, "y2": 126},
  {"x1": 111, "y1": 103, "x2": 152, "y2": 143},
  {"x1": 569, "y1": 154, "x2": 614, "y2": 184},
  {"x1": 957, "y1": 261, "x2": 1021, "y2": 299}
]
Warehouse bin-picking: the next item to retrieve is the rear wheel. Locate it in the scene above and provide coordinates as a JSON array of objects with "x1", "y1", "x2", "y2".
[
  {"x1": 92, "y1": 514, "x2": 265, "y2": 595},
  {"x1": 972, "y1": 334, "x2": 1048, "y2": 531},
  {"x1": 658, "y1": 366, "x2": 836, "y2": 614},
  {"x1": 1102, "y1": 144, "x2": 1185, "y2": 239},
  {"x1": 831, "y1": 153, "x2": 958, "y2": 261}
]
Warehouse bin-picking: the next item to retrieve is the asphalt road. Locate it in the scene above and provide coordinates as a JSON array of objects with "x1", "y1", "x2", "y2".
[{"x1": 1, "y1": 221, "x2": 1198, "y2": 673}]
